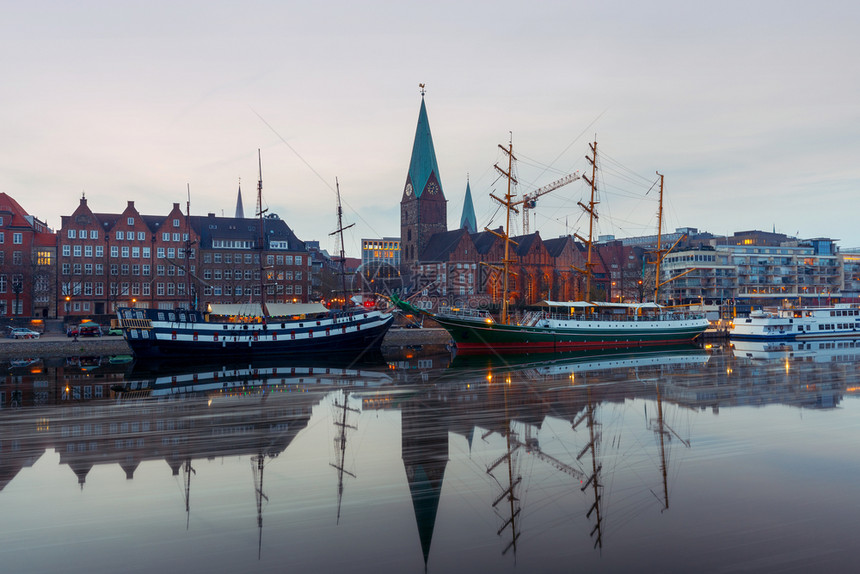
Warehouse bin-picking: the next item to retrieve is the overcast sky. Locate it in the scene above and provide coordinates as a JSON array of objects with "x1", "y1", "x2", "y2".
[{"x1": 2, "y1": 0, "x2": 859, "y2": 256}]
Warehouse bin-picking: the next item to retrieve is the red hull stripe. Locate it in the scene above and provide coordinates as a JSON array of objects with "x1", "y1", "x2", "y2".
[{"x1": 455, "y1": 337, "x2": 696, "y2": 354}]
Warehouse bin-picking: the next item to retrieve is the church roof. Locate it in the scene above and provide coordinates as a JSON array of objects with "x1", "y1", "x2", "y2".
[
  {"x1": 511, "y1": 232, "x2": 540, "y2": 256},
  {"x1": 472, "y1": 227, "x2": 502, "y2": 255},
  {"x1": 459, "y1": 180, "x2": 477, "y2": 234},
  {"x1": 543, "y1": 236, "x2": 572, "y2": 257},
  {"x1": 407, "y1": 96, "x2": 443, "y2": 198}
]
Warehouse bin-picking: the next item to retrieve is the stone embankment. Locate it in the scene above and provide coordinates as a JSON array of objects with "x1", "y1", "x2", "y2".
[{"x1": 0, "y1": 328, "x2": 454, "y2": 360}]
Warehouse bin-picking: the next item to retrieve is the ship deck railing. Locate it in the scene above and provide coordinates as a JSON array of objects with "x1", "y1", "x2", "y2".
[
  {"x1": 438, "y1": 308, "x2": 494, "y2": 320},
  {"x1": 537, "y1": 311, "x2": 705, "y2": 323}
]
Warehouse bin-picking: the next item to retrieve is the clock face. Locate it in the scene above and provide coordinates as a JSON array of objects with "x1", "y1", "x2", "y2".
[
  {"x1": 405, "y1": 182, "x2": 413, "y2": 196},
  {"x1": 427, "y1": 181, "x2": 439, "y2": 195}
]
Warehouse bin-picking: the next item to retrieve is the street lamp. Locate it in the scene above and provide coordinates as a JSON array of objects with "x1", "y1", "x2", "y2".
[{"x1": 12, "y1": 279, "x2": 23, "y2": 316}]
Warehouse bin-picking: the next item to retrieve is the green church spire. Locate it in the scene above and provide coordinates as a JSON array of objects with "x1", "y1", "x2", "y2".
[
  {"x1": 406, "y1": 91, "x2": 443, "y2": 198},
  {"x1": 460, "y1": 178, "x2": 477, "y2": 234}
]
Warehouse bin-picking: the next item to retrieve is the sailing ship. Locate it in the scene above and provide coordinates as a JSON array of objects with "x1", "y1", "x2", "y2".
[
  {"x1": 117, "y1": 152, "x2": 393, "y2": 361},
  {"x1": 392, "y1": 138, "x2": 708, "y2": 354}
]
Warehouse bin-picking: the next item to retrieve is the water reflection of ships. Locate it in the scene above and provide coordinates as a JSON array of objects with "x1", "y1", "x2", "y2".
[
  {"x1": 389, "y1": 350, "x2": 705, "y2": 568},
  {"x1": 117, "y1": 362, "x2": 393, "y2": 398},
  {"x1": 732, "y1": 338, "x2": 860, "y2": 362}
]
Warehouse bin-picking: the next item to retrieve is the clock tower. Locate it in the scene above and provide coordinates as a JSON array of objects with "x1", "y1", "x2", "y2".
[{"x1": 400, "y1": 87, "x2": 448, "y2": 280}]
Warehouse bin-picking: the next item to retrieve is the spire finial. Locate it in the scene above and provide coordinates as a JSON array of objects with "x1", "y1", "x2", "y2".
[{"x1": 419, "y1": 83, "x2": 426, "y2": 97}]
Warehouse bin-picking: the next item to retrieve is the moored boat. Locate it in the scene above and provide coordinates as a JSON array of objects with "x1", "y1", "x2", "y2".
[
  {"x1": 730, "y1": 304, "x2": 860, "y2": 341},
  {"x1": 393, "y1": 296, "x2": 706, "y2": 354},
  {"x1": 117, "y1": 303, "x2": 393, "y2": 360}
]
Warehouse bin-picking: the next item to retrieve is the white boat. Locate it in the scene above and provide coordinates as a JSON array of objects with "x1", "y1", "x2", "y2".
[{"x1": 730, "y1": 304, "x2": 860, "y2": 340}]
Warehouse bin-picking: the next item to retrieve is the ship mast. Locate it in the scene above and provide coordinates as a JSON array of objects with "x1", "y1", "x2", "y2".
[
  {"x1": 487, "y1": 137, "x2": 519, "y2": 325},
  {"x1": 328, "y1": 178, "x2": 355, "y2": 311},
  {"x1": 654, "y1": 172, "x2": 664, "y2": 303},
  {"x1": 256, "y1": 149, "x2": 269, "y2": 316},
  {"x1": 573, "y1": 140, "x2": 599, "y2": 302},
  {"x1": 185, "y1": 184, "x2": 193, "y2": 310}
]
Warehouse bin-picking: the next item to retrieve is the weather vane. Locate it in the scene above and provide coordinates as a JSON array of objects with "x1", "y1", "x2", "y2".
[{"x1": 419, "y1": 83, "x2": 426, "y2": 96}]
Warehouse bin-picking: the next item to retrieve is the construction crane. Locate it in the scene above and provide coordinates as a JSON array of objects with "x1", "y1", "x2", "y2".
[{"x1": 521, "y1": 171, "x2": 582, "y2": 234}]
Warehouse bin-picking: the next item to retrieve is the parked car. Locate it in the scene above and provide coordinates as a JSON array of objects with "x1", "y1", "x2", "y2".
[
  {"x1": 68, "y1": 321, "x2": 102, "y2": 337},
  {"x1": 8, "y1": 328, "x2": 41, "y2": 339},
  {"x1": 106, "y1": 326, "x2": 123, "y2": 336}
]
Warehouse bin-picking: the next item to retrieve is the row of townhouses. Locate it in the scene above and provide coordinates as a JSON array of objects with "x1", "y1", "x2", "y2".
[{"x1": 0, "y1": 192, "x2": 314, "y2": 320}]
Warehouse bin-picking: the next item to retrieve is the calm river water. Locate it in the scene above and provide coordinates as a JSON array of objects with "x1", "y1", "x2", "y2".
[{"x1": 2, "y1": 339, "x2": 860, "y2": 573}]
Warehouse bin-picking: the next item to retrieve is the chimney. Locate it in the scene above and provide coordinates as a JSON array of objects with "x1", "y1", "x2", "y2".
[{"x1": 127, "y1": 201, "x2": 135, "y2": 209}]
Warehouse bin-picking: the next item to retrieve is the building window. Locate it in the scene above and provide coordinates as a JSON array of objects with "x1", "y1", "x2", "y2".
[
  {"x1": 121, "y1": 246, "x2": 129, "y2": 258},
  {"x1": 138, "y1": 231, "x2": 145, "y2": 241},
  {"x1": 132, "y1": 247, "x2": 140, "y2": 258},
  {"x1": 90, "y1": 230, "x2": 99, "y2": 239},
  {"x1": 68, "y1": 229, "x2": 76, "y2": 239},
  {"x1": 111, "y1": 246, "x2": 119, "y2": 258},
  {"x1": 84, "y1": 245, "x2": 93, "y2": 257},
  {"x1": 62, "y1": 245, "x2": 71, "y2": 256},
  {"x1": 38, "y1": 251, "x2": 52, "y2": 265},
  {"x1": 157, "y1": 248, "x2": 165, "y2": 259},
  {"x1": 116, "y1": 231, "x2": 123, "y2": 240},
  {"x1": 173, "y1": 218, "x2": 180, "y2": 227},
  {"x1": 73, "y1": 245, "x2": 82, "y2": 257},
  {"x1": 96, "y1": 245, "x2": 103, "y2": 257},
  {"x1": 142, "y1": 247, "x2": 150, "y2": 258}
]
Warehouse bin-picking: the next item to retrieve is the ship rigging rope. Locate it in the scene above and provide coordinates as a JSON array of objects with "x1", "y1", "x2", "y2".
[{"x1": 252, "y1": 108, "x2": 379, "y2": 238}]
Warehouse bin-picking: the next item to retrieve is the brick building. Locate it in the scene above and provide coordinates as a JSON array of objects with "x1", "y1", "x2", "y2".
[
  {"x1": 57, "y1": 196, "x2": 310, "y2": 318},
  {"x1": 0, "y1": 193, "x2": 56, "y2": 318}
]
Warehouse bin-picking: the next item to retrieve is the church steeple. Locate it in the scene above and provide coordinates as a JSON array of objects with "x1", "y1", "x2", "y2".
[
  {"x1": 235, "y1": 180, "x2": 245, "y2": 219},
  {"x1": 460, "y1": 177, "x2": 477, "y2": 234},
  {"x1": 404, "y1": 89, "x2": 444, "y2": 200},
  {"x1": 400, "y1": 86, "x2": 448, "y2": 275}
]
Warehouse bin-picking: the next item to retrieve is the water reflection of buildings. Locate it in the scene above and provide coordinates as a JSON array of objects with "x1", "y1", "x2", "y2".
[
  {"x1": 0, "y1": 362, "x2": 392, "y2": 492},
  {"x1": 4, "y1": 343, "x2": 860, "y2": 567}
]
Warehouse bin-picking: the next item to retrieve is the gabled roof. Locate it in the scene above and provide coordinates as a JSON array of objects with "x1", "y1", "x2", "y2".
[
  {"x1": 419, "y1": 228, "x2": 467, "y2": 262},
  {"x1": 472, "y1": 227, "x2": 502, "y2": 255},
  {"x1": 407, "y1": 96, "x2": 443, "y2": 198},
  {"x1": 543, "y1": 236, "x2": 573, "y2": 257},
  {"x1": 0, "y1": 192, "x2": 38, "y2": 228},
  {"x1": 459, "y1": 180, "x2": 477, "y2": 234},
  {"x1": 510, "y1": 232, "x2": 540, "y2": 256}
]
